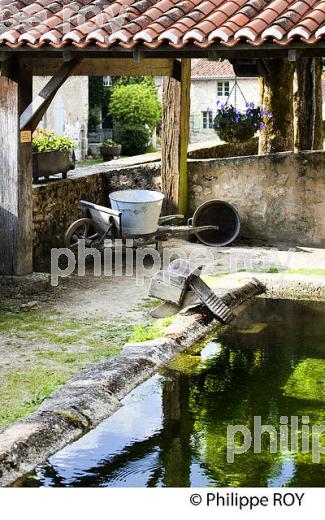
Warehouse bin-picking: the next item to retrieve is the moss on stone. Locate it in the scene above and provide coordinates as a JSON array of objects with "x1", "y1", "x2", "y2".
[{"x1": 53, "y1": 410, "x2": 87, "y2": 430}]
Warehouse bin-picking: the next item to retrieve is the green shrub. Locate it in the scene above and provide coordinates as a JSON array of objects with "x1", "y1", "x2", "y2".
[
  {"x1": 114, "y1": 123, "x2": 151, "y2": 156},
  {"x1": 109, "y1": 83, "x2": 161, "y2": 128}
]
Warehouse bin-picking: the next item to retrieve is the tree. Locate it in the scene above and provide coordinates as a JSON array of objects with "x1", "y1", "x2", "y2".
[
  {"x1": 89, "y1": 77, "x2": 106, "y2": 108},
  {"x1": 113, "y1": 76, "x2": 156, "y2": 89},
  {"x1": 259, "y1": 59, "x2": 295, "y2": 154},
  {"x1": 295, "y1": 58, "x2": 323, "y2": 151},
  {"x1": 108, "y1": 83, "x2": 161, "y2": 129},
  {"x1": 88, "y1": 77, "x2": 108, "y2": 132}
]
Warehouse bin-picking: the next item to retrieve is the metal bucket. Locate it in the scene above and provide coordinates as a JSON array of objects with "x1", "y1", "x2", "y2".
[
  {"x1": 192, "y1": 200, "x2": 240, "y2": 246},
  {"x1": 109, "y1": 189, "x2": 164, "y2": 237}
]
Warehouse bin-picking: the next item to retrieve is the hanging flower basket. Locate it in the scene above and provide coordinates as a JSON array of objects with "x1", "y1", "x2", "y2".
[{"x1": 214, "y1": 103, "x2": 268, "y2": 144}]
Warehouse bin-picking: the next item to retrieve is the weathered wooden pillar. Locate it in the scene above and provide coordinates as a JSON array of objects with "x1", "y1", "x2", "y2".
[
  {"x1": 161, "y1": 59, "x2": 191, "y2": 215},
  {"x1": 0, "y1": 60, "x2": 33, "y2": 275},
  {"x1": 259, "y1": 59, "x2": 295, "y2": 154},
  {"x1": 295, "y1": 57, "x2": 323, "y2": 151}
]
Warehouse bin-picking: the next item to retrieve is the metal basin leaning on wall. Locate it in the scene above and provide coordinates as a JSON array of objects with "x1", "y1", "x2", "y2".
[{"x1": 192, "y1": 200, "x2": 241, "y2": 247}]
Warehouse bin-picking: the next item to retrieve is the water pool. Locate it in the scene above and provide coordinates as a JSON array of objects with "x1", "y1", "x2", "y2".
[{"x1": 20, "y1": 298, "x2": 325, "y2": 487}]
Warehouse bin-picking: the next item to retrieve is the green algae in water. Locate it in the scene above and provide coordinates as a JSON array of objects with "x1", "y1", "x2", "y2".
[
  {"x1": 283, "y1": 359, "x2": 325, "y2": 402},
  {"x1": 20, "y1": 299, "x2": 325, "y2": 488}
]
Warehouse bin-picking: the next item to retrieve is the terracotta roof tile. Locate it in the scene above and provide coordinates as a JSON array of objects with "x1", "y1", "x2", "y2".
[{"x1": 1, "y1": 0, "x2": 325, "y2": 48}]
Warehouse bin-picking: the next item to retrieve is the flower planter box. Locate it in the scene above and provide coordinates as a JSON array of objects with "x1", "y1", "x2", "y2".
[
  {"x1": 32, "y1": 150, "x2": 74, "y2": 181},
  {"x1": 100, "y1": 144, "x2": 122, "y2": 161}
]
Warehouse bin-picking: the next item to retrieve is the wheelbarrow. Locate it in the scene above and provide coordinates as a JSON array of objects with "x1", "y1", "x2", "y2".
[{"x1": 64, "y1": 189, "x2": 240, "y2": 251}]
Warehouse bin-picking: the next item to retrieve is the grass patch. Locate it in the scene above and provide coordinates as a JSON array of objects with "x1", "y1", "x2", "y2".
[
  {"x1": 0, "y1": 304, "x2": 174, "y2": 427},
  {"x1": 0, "y1": 367, "x2": 69, "y2": 427},
  {"x1": 76, "y1": 159, "x2": 105, "y2": 167},
  {"x1": 287, "y1": 268, "x2": 325, "y2": 276},
  {"x1": 131, "y1": 317, "x2": 174, "y2": 343},
  {"x1": 235, "y1": 268, "x2": 325, "y2": 276},
  {"x1": 137, "y1": 299, "x2": 161, "y2": 310}
]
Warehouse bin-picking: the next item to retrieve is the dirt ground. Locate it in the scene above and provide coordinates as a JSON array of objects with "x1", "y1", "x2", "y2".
[
  {"x1": 49, "y1": 239, "x2": 325, "y2": 317},
  {"x1": 1, "y1": 239, "x2": 325, "y2": 427}
]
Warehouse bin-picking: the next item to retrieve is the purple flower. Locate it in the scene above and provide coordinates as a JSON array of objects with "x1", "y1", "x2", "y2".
[{"x1": 260, "y1": 123, "x2": 265, "y2": 129}]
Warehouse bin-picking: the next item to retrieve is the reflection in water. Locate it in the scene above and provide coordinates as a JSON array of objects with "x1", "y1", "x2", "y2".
[{"x1": 21, "y1": 299, "x2": 325, "y2": 487}]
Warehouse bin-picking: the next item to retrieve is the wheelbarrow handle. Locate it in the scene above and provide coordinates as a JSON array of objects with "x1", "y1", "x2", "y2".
[
  {"x1": 157, "y1": 224, "x2": 219, "y2": 238},
  {"x1": 158, "y1": 214, "x2": 184, "y2": 224}
]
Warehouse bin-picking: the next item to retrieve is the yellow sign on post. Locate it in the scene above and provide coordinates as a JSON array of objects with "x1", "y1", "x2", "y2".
[{"x1": 20, "y1": 130, "x2": 32, "y2": 144}]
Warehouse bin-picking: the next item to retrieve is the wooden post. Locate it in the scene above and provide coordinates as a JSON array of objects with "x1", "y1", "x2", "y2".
[
  {"x1": 295, "y1": 58, "x2": 323, "y2": 151},
  {"x1": 0, "y1": 60, "x2": 33, "y2": 275},
  {"x1": 161, "y1": 59, "x2": 191, "y2": 215},
  {"x1": 259, "y1": 59, "x2": 295, "y2": 154}
]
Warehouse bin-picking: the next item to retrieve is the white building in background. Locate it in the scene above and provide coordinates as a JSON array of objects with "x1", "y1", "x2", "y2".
[
  {"x1": 190, "y1": 59, "x2": 260, "y2": 143},
  {"x1": 33, "y1": 76, "x2": 89, "y2": 160}
]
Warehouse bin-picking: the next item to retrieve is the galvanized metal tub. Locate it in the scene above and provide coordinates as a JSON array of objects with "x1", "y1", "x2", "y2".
[
  {"x1": 192, "y1": 199, "x2": 241, "y2": 246},
  {"x1": 109, "y1": 189, "x2": 164, "y2": 237}
]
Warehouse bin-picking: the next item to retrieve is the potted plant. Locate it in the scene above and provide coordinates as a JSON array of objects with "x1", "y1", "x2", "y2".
[
  {"x1": 100, "y1": 139, "x2": 121, "y2": 161},
  {"x1": 214, "y1": 103, "x2": 271, "y2": 144},
  {"x1": 32, "y1": 129, "x2": 75, "y2": 181}
]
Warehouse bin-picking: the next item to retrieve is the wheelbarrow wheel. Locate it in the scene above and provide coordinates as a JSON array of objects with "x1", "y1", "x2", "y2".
[{"x1": 64, "y1": 218, "x2": 102, "y2": 249}]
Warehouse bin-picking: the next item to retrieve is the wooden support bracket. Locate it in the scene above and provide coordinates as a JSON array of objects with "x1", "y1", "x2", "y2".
[{"x1": 20, "y1": 58, "x2": 80, "y2": 131}]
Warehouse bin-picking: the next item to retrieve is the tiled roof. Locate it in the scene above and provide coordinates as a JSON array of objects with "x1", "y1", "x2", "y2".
[
  {"x1": 191, "y1": 58, "x2": 235, "y2": 78},
  {"x1": 1, "y1": 0, "x2": 325, "y2": 49}
]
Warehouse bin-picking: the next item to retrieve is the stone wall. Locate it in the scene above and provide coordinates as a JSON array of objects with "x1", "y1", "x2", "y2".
[
  {"x1": 188, "y1": 151, "x2": 325, "y2": 247},
  {"x1": 33, "y1": 173, "x2": 105, "y2": 268},
  {"x1": 32, "y1": 163, "x2": 161, "y2": 269},
  {"x1": 187, "y1": 138, "x2": 258, "y2": 159},
  {"x1": 104, "y1": 163, "x2": 161, "y2": 193},
  {"x1": 32, "y1": 151, "x2": 325, "y2": 268}
]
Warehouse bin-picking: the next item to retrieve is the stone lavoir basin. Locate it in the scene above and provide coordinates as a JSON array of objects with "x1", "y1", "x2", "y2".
[{"x1": 19, "y1": 298, "x2": 325, "y2": 488}]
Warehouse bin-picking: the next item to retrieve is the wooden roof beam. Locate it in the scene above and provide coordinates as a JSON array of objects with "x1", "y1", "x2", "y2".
[{"x1": 28, "y1": 57, "x2": 176, "y2": 77}]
